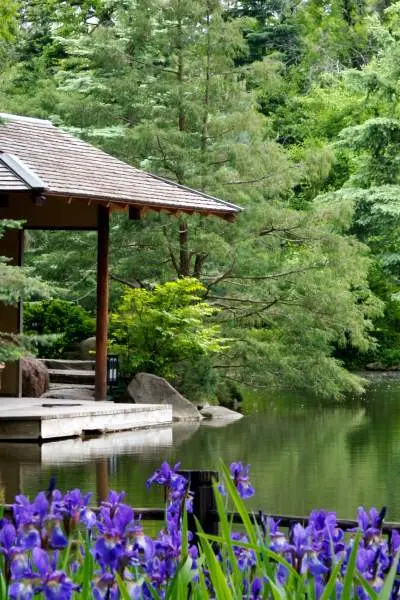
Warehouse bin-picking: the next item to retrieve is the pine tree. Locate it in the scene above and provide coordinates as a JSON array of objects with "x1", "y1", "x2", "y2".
[{"x1": 0, "y1": 0, "x2": 383, "y2": 397}]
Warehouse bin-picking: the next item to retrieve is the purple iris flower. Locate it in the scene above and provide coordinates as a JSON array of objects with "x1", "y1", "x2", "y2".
[
  {"x1": 101, "y1": 490, "x2": 126, "y2": 512},
  {"x1": 94, "y1": 534, "x2": 124, "y2": 571},
  {"x1": 229, "y1": 462, "x2": 255, "y2": 499},
  {"x1": 62, "y1": 488, "x2": 95, "y2": 529},
  {"x1": 353, "y1": 507, "x2": 384, "y2": 539},
  {"x1": 132, "y1": 528, "x2": 155, "y2": 562},
  {"x1": 391, "y1": 530, "x2": 400, "y2": 553},
  {"x1": 250, "y1": 577, "x2": 263, "y2": 599},
  {"x1": 92, "y1": 572, "x2": 119, "y2": 600},
  {"x1": 0, "y1": 522, "x2": 31, "y2": 580},
  {"x1": 147, "y1": 462, "x2": 181, "y2": 488},
  {"x1": 147, "y1": 462, "x2": 192, "y2": 510},
  {"x1": 283, "y1": 523, "x2": 329, "y2": 575},
  {"x1": 31, "y1": 547, "x2": 79, "y2": 600},
  {"x1": 48, "y1": 521, "x2": 68, "y2": 550},
  {"x1": 231, "y1": 532, "x2": 256, "y2": 570},
  {"x1": 308, "y1": 510, "x2": 337, "y2": 537},
  {"x1": 8, "y1": 580, "x2": 34, "y2": 600}
]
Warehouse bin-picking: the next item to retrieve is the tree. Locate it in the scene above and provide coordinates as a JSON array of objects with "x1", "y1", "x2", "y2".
[
  {"x1": 0, "y1": 0, "x2": 383, "y2": 398},
  {"x1": 0, "y1": 221, "x2": 50, "y2": 363},
  {"x1": 226, "y1": 0, "x2": 303, "y2": 65}
]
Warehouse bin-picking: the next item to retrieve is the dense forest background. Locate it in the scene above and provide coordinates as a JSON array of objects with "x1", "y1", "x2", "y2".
[{"x1": 2, "y1": 0, "x2": 400, "y2": 403}]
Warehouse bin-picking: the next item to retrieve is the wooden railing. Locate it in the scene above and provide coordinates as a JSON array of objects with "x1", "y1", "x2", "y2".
[{"x1": 3, "y1": 469, "x2": 399, "y2": 541}]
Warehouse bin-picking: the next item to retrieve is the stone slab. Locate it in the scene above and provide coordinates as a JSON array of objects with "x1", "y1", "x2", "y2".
[
  {"x1": 0, "y1": 398, "x2": 172, "y2": 440},
  {"x1": 41, "y1": 359, "x2": 95, "y2": 371},
  {"x1": 47, "y1": 369, "x2": 96, "y2": 384}
]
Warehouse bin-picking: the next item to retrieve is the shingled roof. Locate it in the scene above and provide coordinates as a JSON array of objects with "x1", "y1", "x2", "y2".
[{"x1": 0, "y1": 114, "x2": 241, "y2": 219}]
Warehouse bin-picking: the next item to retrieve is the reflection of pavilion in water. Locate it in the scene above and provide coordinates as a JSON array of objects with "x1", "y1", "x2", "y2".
[
  {"x1": 0, "y1": 427, "x2": 174, "y2": 503},
  {"x1": 0, "y1": 422, "x2": 202, "y2": 503}
]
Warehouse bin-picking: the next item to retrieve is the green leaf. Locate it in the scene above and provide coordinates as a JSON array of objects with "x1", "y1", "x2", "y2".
[
  {"x1": 166, "y1": 555, "x2": 195, "y2": 600},
  {"x1": 319, "y1": 561, "x2": 343, "y2": 600},
  {"x1": 354, "y1": 572, "x2": 379, "y2": 600},
  {"x1": 196, "y1": 516, "x2": 233, "y2": 600},
  {"x1": 342, "y1": 533, "x2": 362, "y2": 599},
  {"x1": 378, "y1": 551, "x2": 400, "y2": 600},
  {"x1": 116, "y1": 572, "x2": 132, "y2": 600},
  {"x1": 212, "y1": 480, "x2": 242, "y2": 591}
]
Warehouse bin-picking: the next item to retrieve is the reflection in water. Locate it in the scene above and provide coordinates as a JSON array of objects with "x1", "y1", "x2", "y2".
[{"x1": 1, "y1": 377, "x2": 400, "y2": 519}]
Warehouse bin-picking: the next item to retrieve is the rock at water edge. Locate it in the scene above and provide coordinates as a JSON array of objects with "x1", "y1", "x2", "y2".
[
  {"x1": 127, "y1": 373, "x2": 201, "y2": 421},
  {"x1": 200, "y1": 405, "x2": 243, "y2": 421}
]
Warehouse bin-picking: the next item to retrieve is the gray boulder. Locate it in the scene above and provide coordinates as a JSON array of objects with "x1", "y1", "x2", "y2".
[
  {"x1": 79, "y1": 337, "x2": 96, "y2": 360},
  {"x1": 200, "y1": 405, "x2": 243, "y2": 421},
  {"x1": 21, "y1": 357, "x2": 49, "y2": 397},
  {"x1": 127, "y1": 373, "x2": 201, "y2": 421}
]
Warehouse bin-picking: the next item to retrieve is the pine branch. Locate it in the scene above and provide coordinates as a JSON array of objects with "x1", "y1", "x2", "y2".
[
  {"x1": 259, "y1": 224, "x2": 302, "y2": 236},
  {"x1": 204, "y1": 258, "x2": 236, "y2": 293},
  {"x1": 220, "y1": 263, "x2": 328, "y2": 281},
  {"x1": 223, "y1": 174, "x2": 274, "y2": 185},
  {"x1": 163, "y1": 226, "x2": 180, "y2": 275},
  {"x1": 110, "y1": 273, "x2": 144, "y2": 289}
]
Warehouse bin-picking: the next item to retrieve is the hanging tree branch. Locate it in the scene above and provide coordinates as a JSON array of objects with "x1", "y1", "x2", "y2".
[{"x1": 110, "y1": 273, "x2": 144, "y2": 289}]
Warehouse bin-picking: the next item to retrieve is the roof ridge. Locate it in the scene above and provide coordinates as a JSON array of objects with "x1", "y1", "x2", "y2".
[{"x1": 0, "y1": 113, "x2": 53, "y2": 126}]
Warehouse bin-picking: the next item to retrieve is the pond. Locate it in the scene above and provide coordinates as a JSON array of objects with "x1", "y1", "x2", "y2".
[{"x1": 1, "y1": 374, "x2": 400, "y2": 521}]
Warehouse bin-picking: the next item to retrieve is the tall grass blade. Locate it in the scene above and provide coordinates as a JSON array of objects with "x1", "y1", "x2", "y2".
[
  {"x1": 342, "y1": 533, "x2": 361, "y2": 599},
  {"x1": 379, "y1": 551, "x2": 400, "y2": 600},
  {"x1": 196, "y1": 516, "x2": 233, "y2": 599},
  {"x1": 319, "y1": 561, "x2": 343, "y2": 600},
  {"x1": 354, "y1": 573, "x2": 379, "y2": 600},
  {"x1": 212, "y1": 480, "x2": 242, "y2": 590},
  {"x1": 116, "y1": 572, "x2": 133, "y2": 600},
  {"x1": 166, "y1": 555, "x2": 195, "y2": 600}
]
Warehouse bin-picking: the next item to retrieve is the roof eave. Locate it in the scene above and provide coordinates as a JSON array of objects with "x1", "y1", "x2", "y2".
[{"x1": 47, "y1": 191, "x2": 241, "y2": 220}]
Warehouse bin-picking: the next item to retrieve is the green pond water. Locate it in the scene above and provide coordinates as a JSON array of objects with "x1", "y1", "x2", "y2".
[{"x1": 2, "y1": 375, "x2": 400, "y2": 521}]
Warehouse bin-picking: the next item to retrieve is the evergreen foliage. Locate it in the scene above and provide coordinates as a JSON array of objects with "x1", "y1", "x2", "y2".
[
  {"x1": 24, "y1": 299, "x2": 95, "y2": 358},
  {"x1": 0, "y1": 221, "x2": 51, "y2": 362},
  {"x1": 2, "y1": 0, "x2": 400, "y2": 397}
]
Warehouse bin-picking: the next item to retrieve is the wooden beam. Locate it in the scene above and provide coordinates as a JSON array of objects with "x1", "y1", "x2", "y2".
[
  {"x1": 96, "y1": 459, "x2": 109, "y2": 503},
  {"x1": 95, "y1": 205, "x2": 110, "y2": 401}
]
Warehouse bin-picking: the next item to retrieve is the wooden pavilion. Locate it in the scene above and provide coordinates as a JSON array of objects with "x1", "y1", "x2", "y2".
[{"x1": 0, "y1": 113, "x2": 240, "y2": 401}]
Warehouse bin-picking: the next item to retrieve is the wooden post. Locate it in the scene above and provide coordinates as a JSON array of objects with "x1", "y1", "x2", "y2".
[
  {"x1": 0, "y1": 227, "x2": 24, "y2": 396},
  {"x1": 179, "y1": 469, "x2": 218, "y2": 544},
  {"x1": 96, "y1": 459, "x2": 109, "y2": 504},
  {"x1": 95, "y1": 205, "x2": 110, "y2": 401}
]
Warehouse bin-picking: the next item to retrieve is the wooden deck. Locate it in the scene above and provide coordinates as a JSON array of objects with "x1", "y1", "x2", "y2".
[{"x1": 0, "y1": 398, "x2": 172, "y2": 440}]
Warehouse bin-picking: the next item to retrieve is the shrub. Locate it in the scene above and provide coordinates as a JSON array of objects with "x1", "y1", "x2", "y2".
[
  {"x1": 24, "y1": 299, "x2": 95, "y2": 358},
  {"x1": 109, "y1": 278, "x2": 226, "y2": 390}
]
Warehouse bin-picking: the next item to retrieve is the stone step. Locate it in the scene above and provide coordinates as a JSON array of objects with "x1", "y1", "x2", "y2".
[
  {"x1": 48, "y1": 369, "x2": 96, "y2": 385},
  {"x1": 43, "y1": 384, "x2": 95, "y2": 401},
  {"x1": 40, "y1": 359, "x2": 95, "y2": 371}
]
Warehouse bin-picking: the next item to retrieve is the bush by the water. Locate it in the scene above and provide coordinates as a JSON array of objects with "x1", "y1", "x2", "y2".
[
  {"x1": 109, "y1": 278, "x2": 225, "y2": 402},
  {"x1": 24, "y1": 299, "x2": 95, "y2": 358},
  {"x1": 1, "y1": 460, "x2": 399, "y2": 599}
]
